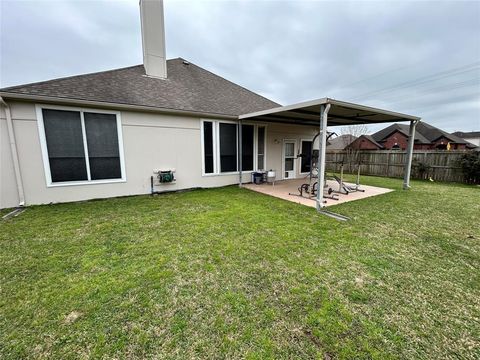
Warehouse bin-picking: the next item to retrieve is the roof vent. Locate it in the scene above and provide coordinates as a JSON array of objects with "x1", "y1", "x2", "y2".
[{"x1": 182, "y1": 60, "x2": 190, "y2": 65}]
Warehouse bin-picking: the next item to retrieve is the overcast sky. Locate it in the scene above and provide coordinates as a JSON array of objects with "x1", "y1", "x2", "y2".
[{"x1": 1, "y1": 0, "x2": 479, "y2": 133}]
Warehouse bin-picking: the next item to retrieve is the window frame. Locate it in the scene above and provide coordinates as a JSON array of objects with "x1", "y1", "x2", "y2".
[
  {"x1": 36, "y1": 104, "x2": 126, "y2": 187},
  {"x1": 201, "y1": 120, "x2": 216, "y2": 175},
  {"x1": 217, "y1": 121, "x2": 239, "y2": 174},
  {"x1": 240, "y1": 123, "x2": 255, "y2": 173},
  {"x1": 255, "y1": 125, "x2": 267, "y2": 171},
  {"x1": 201, "y1": 120, "x2": 267, "y2": 176}
]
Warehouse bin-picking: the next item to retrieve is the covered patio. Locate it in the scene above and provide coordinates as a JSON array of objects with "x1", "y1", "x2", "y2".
[
  {"x1": 244, "y1": 178, "x2": 393, "y2": 208},
  {"x1": 239, "y1": 98, "x2": 420, "y2": 219}
]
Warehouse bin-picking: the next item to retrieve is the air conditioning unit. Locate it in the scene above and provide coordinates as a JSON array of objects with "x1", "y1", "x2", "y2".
[{"x1": 153, "y1": 168, "x2": 176, "y2": 183}]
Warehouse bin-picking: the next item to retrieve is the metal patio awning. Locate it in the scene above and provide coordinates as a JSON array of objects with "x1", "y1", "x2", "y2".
[
  {"x1": 238, "y1": 97, "x2": 421, "y2": 219},
  {"x1": 239, "y1": 97, "x2": 420, "y2": 126}
]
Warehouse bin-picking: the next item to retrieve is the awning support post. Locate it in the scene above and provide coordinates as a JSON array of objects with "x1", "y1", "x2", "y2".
[
  {"x1": 403, "y1": 119, "x2": 419, "y2": 190},
  {"x1": 238, "y1": 119, "x2": 243, "y2": 187},
  {"x1": 316, "y1": 103, "x2": 331, "y2": 210}
]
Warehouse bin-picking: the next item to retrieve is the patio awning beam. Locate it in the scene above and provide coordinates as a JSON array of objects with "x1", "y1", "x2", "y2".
[
  {"x1": 238, "y1": 97, "x2": 421, "y2": 218},
  {"x1": 254, "y1": 113, "x2": 380, "y2": 126},
  {"x1": 403, "y1": 119, "x2": 418, "y2": 189},
  {"x1": 251, "y1": 115, "x2": 320, "y2": 127},
  {"x1": 316, "y1": 104, "x2": 330, "y2": 211},
  {"x1": 249, "y1": 112, "x2": 409, "y2": 127},
  {"x1": 240, "y1": 98, "x2": 420, "y2": 126},
  {"x1": 292, "y1": 109, "x2": 379, "y2": 123}
]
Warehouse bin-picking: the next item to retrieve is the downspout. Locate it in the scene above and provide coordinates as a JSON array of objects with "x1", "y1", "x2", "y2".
[{"x1": 0, "y1": 96, "x2": 25, "y2": 206}]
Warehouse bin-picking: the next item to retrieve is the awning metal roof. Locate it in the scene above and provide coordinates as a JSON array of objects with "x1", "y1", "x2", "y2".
[{"x1": 240, "y1": 97, "x2": 420, "y2": 126}]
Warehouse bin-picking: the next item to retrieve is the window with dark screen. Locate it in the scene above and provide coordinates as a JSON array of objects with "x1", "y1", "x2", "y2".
[
  {"x1": 241, "y1": 124, "x2": 254, "y2": 171},
  {"x1": 219, "y1": 123, "x2": 237, "y2": 172},
  {"x1": 42, "y1": 109, "x2": 88, "y2": 182},
  {"x1": 84, "y1": 112, "x2": 121, "y2": 180},
  {"x1": 40, "y1": 108, "x2": 124, "y2": 184},
  {"x1": 201, "y1": 121, "x2": 266, "y2": 175},
  {"x1": 203, "y1": 121, "x2": 214, "y2": 174}
]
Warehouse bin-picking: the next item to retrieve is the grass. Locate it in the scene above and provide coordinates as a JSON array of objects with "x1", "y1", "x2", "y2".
[{"x1": 0, "y1": 176, "x2": 479, "y2": 359}]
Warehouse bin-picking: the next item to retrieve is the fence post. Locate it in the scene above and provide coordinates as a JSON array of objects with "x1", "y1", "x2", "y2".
[{"x1": 386, "y1": 151, "x2": 390, "y2": 177}]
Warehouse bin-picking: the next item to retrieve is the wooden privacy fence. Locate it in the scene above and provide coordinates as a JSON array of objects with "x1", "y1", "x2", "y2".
[{"x1": 326, "y1": 150, "x2": 468, "y2": 183}]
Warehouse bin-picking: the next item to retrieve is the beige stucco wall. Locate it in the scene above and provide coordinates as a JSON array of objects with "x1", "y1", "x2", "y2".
[
  {"x1": 1, "y1": 100, "x2": 318, "y2": 208},
  {"x1": 1, "y1": 110, "x2": 21, "y2": 208},
  {"x1": 264, "y1": 123, "x2": 318, "y2": 179}
]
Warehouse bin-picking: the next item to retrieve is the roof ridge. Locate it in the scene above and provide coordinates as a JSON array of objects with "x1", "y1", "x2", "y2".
[
  {"x1": 453, "y1": 131, "x2": 480, "y2": 137},
  {"x1": 177, "y1": 58, "x2": 281, "y2": 106},
  {"x1": 1, "y1": 64, "x2": 144, "y2": 91},
  {"x1": 0, "y1": 57, "x2": 281, "y2": 116}
]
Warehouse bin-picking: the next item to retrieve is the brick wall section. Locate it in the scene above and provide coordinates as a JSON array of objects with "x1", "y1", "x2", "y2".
[
  {"x1": 433, "y1": 136, "x2": 467, "y2": 150},
  {"x1": 414, "y1": 144, "x2": 432, "y2": 150},
  {"x1": 382, "y1": 131, "x2": 408, "y2": 150}
]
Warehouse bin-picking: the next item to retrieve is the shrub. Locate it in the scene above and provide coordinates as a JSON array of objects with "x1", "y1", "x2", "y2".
[
  {"x1": 458, "y1": 152, "x2": 480, "y2": 184},
  {"x1": 413, "y1": 160, "x2": 431, "y2": 179}
]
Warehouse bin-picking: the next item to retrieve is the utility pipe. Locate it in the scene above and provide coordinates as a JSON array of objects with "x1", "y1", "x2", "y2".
[
  {"x1": 0, "y1": 96, "x2": 25, "y2": 206},
  {"x1": 316, "y1": 103, "x2": 331, "y2": 210}
]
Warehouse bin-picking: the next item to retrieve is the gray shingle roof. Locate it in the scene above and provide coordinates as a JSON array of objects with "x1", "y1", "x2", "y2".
[
  {"x1": 415, "y1": 122, "x2": 470, "y2": 144},
  {"x1": 452, "y1": 131, "x2": 480, "y2": 138},
  {"x1": 0, "y1": 58, "x2": 280, "y2": 117},
  {"x1": 327, "y1": 134, "x2": 357, "y2": 150},
  {"x1": 362, "y1": 134, "x2": 384, "y2": 148},
  {"x1": 372, "y1": 123, "x2": 435, "y2": 144},
  {"x1": 371, "y1": 122, "x2": 480, "y2": 148}
]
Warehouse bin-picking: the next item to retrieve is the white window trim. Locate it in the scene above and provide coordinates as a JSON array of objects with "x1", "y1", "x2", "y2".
[
  {"x1": 255, "y1": 125, "x2": 267, "y2": 171},
  {"x1": 299, "y1": 138, "x2": 313, "y2": 175},
  {"x1": 201, "y1": 120, "x2": 267, "y2": 176},
  {"x1": 36, "y1": 104, "x2": 126, "y2": 187}
]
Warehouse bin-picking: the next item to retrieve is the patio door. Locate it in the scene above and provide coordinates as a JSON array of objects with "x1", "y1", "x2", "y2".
[{"x1": 282, "y1": 140, "x2": 296, "y2": 179}]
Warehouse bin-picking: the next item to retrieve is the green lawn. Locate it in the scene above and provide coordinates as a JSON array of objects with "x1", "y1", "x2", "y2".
[{"x1": 1, "y1": 177, "x2": 479, "y2": 359}]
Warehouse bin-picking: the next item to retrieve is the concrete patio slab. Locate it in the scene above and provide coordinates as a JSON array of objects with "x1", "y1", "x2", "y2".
[{"x1": 243, "y1": 178, "x2": 393, "y2": 208}]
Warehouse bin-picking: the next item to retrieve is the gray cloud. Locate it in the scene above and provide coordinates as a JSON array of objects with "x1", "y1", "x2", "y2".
[{"x1": 1, "y1": 0, "x2": 479, "y2": 132}]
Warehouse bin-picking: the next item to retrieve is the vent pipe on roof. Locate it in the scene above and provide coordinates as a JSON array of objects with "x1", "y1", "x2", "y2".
[{"x1": 139, "y1": 0, "x2": 167, "y2": 79}]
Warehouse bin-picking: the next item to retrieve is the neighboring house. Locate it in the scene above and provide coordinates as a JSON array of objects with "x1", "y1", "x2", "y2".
[
  {"x1": 452, "y1": 131, "x2": 480, "y2": 147},
  {"x1": 326, "y1": 134, "x2": 357, "y2": 151},
  {"x1": 348, "y1": 122, "x2": 476, "y2": 150}
]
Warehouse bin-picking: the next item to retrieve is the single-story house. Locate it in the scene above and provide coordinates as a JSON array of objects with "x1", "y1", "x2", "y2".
[
  {"x1": 0, "y1": 0, "x2": 420, "y2": 212},
  {"x1": 326, "y1": 134, "x2": 357, "y2": 151},
  {"x1": 452, "y1": 131, "x2": 480, "y2": 147},
  {"x1": 348, "y1": 122, "x2": 476, "y2": 151}
]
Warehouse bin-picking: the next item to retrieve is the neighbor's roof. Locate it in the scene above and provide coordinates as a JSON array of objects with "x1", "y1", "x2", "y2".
[
  {"x1": 452, "y1": 131, "x2": 480, "y2": 139},
  {"x1": 371, "y1": 123, "x2": 430, "y2": 144},
  {"x1": 240, "y1": 98, "x2": 420, "y2": 126},
  {"x1": 361, "y1": 134, "x2": 384, "y2": 149},
  {"x1": 0, "y1": 58, "x2": 279, "y2": 117},
  {"x1": 371, "y1": 122, "x2": 477, "y2": 147},
  {"x1": 415, "y1": 122, "x2": 470, "y2": 144},
  {"x1": 327, "y1": 134, "x2": 357, "y2": 150}
]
